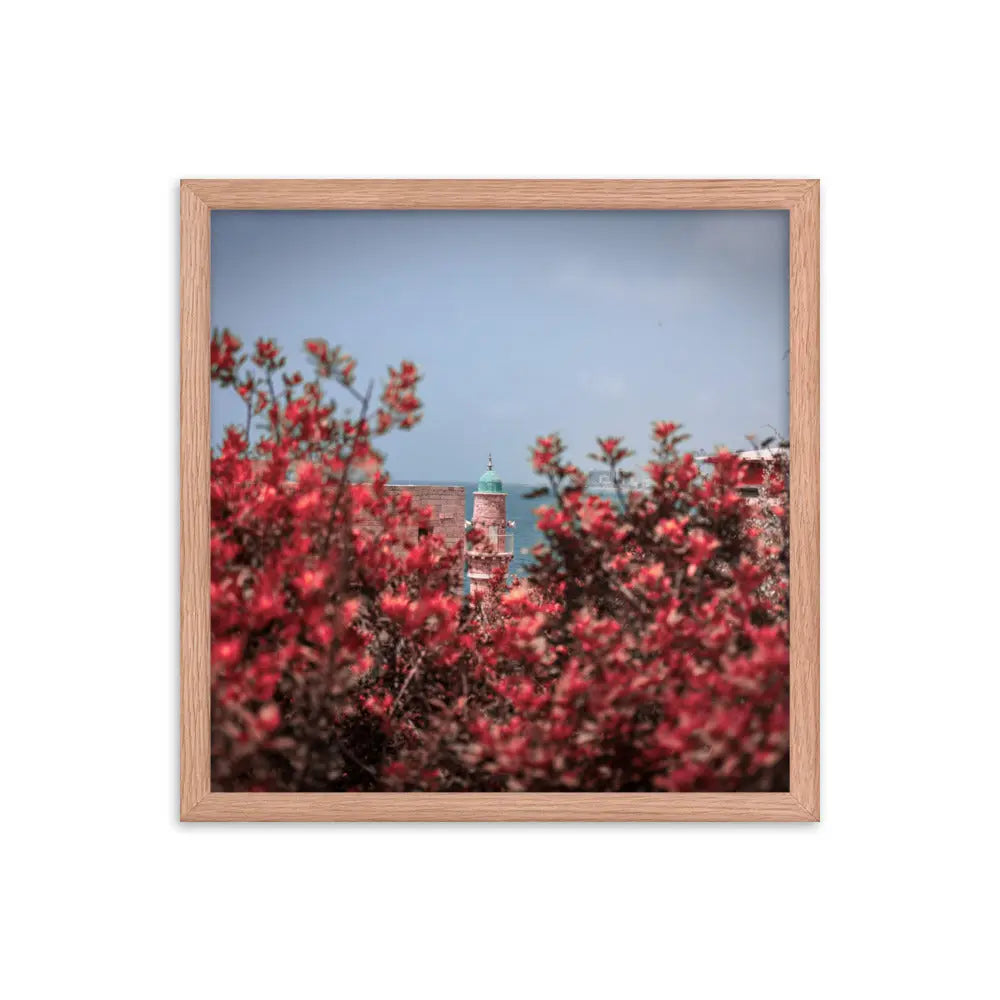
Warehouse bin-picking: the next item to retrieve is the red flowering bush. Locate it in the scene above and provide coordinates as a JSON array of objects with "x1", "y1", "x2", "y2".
[{"x1": 211, "y1": 332, "x2": 789, "y2": 792}]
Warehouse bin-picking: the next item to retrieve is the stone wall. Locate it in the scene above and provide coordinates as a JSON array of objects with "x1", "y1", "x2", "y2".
[
  {"x1": 352, "y1": 484, "x2": 467, "y2": 592},
  {"x1": 354, "y1": 484, "x2": 466, "y2": 549},
  {"x1": 393, "y1": 484, "x2": 466, "y2": 549}
]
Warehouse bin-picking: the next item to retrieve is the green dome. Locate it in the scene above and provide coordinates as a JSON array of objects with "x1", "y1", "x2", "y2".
[{"x1": 477, "y1": 453, "x2": 504, "y2": 493}]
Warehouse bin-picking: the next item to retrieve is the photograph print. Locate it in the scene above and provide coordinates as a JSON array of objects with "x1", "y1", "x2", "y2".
[{"x1": 209, "y1": 208, "x2": 790, "y2": 793}]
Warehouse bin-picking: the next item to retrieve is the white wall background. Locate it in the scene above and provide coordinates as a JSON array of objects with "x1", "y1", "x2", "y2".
[{"x1": 3, "y1": 2, "x2": 996, "y2": 997}]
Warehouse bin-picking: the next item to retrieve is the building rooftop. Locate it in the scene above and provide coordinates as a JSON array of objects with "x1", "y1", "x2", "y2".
[
  {"x1": 699, "y1": 446, "x2": 789, "y2": 464},
  {"x1": 476, "y1": 453, "x2": 504, "y2": 493}
]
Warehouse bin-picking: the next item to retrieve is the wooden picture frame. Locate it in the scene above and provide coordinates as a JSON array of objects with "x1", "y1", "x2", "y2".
[{"x1": 181, "y1": 179, "x2": 819, "y2": 821}]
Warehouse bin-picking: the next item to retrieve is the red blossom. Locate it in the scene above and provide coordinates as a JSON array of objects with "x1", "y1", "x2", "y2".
[
  {"x1": 257, "y1": 703, "x2": 281, "y2": 733},
  {"x1": 653, "y1": 421, "x2": 679, "y2": 440},
  {"x1": 685, "y1": 529, "x2": 720, "y2": 576}
]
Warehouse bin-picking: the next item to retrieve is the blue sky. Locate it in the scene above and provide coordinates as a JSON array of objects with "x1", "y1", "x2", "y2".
[{"x1": 211, "y1": 210, "x2": 788, "y2": 483}]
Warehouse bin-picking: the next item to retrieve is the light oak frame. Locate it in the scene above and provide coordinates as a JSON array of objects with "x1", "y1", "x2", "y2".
[{"x1": 181, "y1": 180, "x2": 819, "y2": 821}]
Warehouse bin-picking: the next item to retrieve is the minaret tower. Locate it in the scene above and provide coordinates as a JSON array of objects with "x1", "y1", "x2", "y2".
[{"x1": 467, "y1": 453, "x2": 514, "y2": 598}]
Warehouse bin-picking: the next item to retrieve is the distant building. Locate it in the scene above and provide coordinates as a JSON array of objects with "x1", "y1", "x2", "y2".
[
  {"x1": 330, "y1": 457, "x2": 518, "y2": 597},
  {"x1": 353, "y1": 484, "x2": 467, "y2": 591},
  {"x1": 379, "y1": 484, "x2": 467, "y2": 546},
  {"x1": 701, "y1": 446, "x2": 788, "y2": 501},
  {"x1": 587, "y1": 469, "x2": 625, "y2": 490},
  {"x1": 466, "y1": 454, "x2": 514, "y2": 598}
]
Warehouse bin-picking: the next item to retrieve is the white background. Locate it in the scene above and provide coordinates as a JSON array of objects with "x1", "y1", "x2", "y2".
[{"x1": 3, "y1": 2, "x2": 997, "y2": 997}]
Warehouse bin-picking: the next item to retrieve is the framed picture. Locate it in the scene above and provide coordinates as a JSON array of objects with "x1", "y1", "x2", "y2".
[{"x1": 181, "y1": 179, "x2": 819, "y2": 821}]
